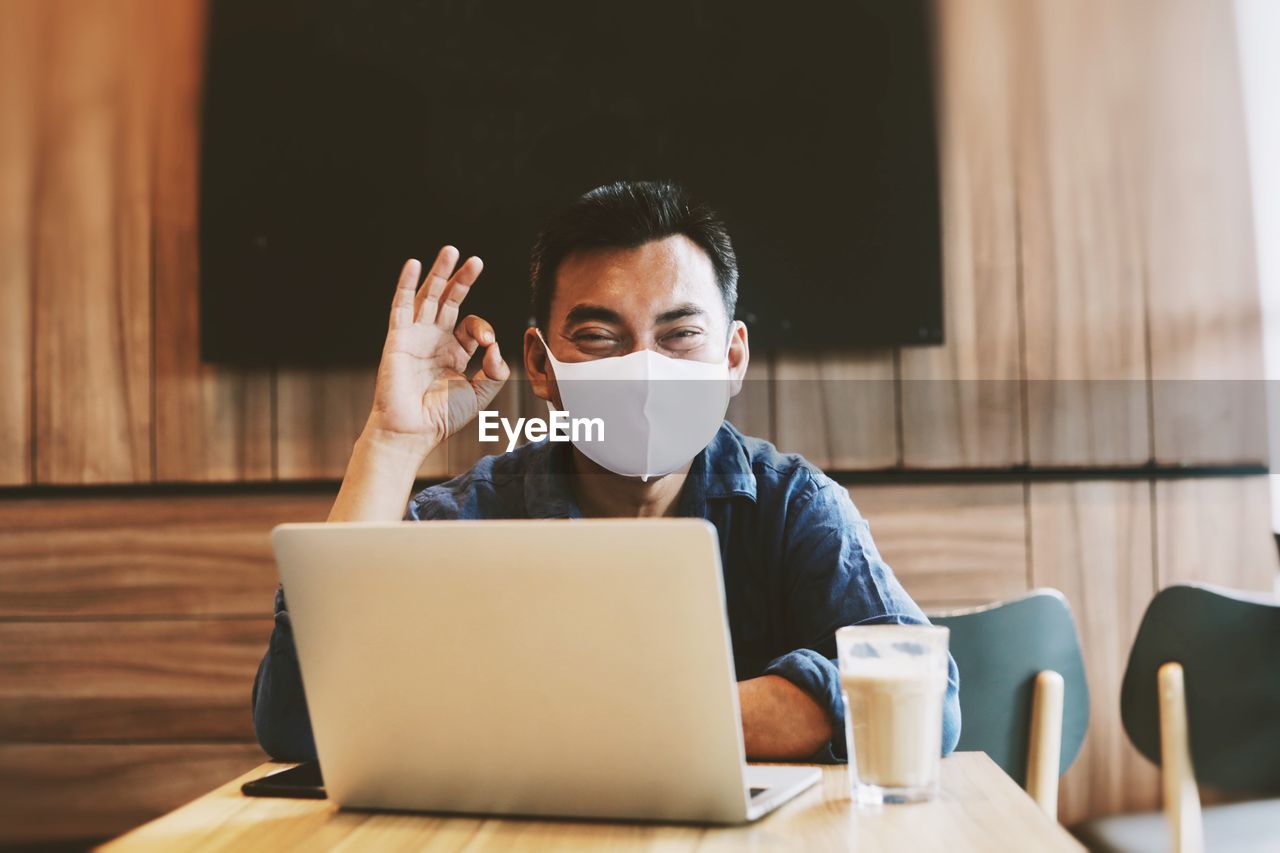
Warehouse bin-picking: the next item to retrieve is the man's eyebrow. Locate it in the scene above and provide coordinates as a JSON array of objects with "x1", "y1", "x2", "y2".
[
  {"x1": 654, "y1": 304, "x2": 708, "y2": 325},
  {"x1": 563, "y1": 303, "x2": 624, "y2": 327}
]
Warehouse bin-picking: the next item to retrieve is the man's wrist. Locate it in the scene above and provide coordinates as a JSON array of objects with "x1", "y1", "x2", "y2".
[
  {"x1": 327, "y1": 426, "x2": 434, "y2": 523},
  {"x1": 357, "y1": 422, "x2": 440, "y2": 465}
]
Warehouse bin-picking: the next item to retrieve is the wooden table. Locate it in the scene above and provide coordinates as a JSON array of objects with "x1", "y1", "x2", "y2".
[{"x1": 99, "y1": 752, "x2": 1083, "y2": 851}]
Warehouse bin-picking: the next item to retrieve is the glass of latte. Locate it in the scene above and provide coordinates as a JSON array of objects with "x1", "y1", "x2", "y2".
[{"x1": 836, "y1": 624, "x2": 950, "y2": 805}]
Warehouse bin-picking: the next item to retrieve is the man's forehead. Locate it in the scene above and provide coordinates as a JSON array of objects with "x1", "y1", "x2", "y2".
[{"x1": 551, "y1": 235, "x2": 722, "y2": 323}]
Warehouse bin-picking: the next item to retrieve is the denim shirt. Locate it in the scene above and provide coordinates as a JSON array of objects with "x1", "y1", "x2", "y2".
[{"x1": 252, "y1": 421, "x2": 962, "y2": 763}]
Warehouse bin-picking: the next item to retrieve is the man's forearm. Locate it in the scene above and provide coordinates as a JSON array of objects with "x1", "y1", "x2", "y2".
[
  {"x1": 738, "y1": 674, "x2": 833, "y2": 760},
  {"x1": 328, "y1": 425, "x2": 435, "y2": 522}
]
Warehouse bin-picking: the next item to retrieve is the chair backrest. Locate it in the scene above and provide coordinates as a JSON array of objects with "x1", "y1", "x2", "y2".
[
  {"x1": 930, "y1": 589, "x2": 1089, "y2": 786},
  {"x1": 1120, "y1": 583, "x2": 1280, "y2": 794}
]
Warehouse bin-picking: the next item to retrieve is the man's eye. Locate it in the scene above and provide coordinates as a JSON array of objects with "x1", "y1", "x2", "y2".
[
  {"x1": 662, "y1": 329, "x2": 705, "y2": 349},
  {"x1": 571, "y1": 331, "x2": 622, "y2": 353}
]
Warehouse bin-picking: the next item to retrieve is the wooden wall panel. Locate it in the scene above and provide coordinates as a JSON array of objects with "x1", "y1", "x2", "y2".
[
  {"x1": 153, "y1": 0, "x2": 275, "y2": 483},
  {"x1": 0, "y1": 618, "x2": 271, "y2": 741},
  {"x1": 1015, "y1": 0, "x2": 1151, "y2": 467},
  {"x1": 33, "y1": 0, "x2": 155, "y2": 483},
  {"x1": 1029, "y1": 481, "x2": 1160, "y2": 824},
  {"x1": 0, "y1": 1, "x2": 39, "y2": 485},
  {"x1": 900, "y1": 0, "x2": 1024, "y2": 469},
  {"x1": 0, "y1": 743, "x2": 265, "y2": 845},
  {"x1": 773, "y1": 352, "x2": 898, "y2": 469},
  {"x1": 275, "y1": 367, "x2": 377, "y2": 479},
  {"x1": 1155, "y1": 476, "x2": 1278, "y2": 592},
  {"x1": 852, "y1": 483, "x2": 1028, "y2": 609},
  {"x1": 1144, "y1": 0, "x2": 1268, "y2": 466},
  {"x1": 0, "y1": 493, "x2": 330, "y2": 618}
]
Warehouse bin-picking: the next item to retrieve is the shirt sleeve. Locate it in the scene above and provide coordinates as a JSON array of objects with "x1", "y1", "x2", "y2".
[
  {"x1": 765, "y1": 472, "x2": 962, "y2": 763},
  {"x1": 251, "y1": 585, "x2": 319, "y2": 761}
]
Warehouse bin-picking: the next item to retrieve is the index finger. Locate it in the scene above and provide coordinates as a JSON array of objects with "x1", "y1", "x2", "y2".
[
  {"x1": 455, "y1": 314, "x2": 496, "y2": 357},
  {"x1": 389, "y1": 258, "x2": 422, "y2": 330}
]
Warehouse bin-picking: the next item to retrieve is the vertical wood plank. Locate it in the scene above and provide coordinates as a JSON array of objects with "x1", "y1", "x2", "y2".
[
  {"x1": 275, "y1": 367, "x2": 376, "y2": 480},
  {"x1": 1155, "y1": 476, "x2": 1278, "y2": 592},
  {"x1": 1016, "y1": 0, "x2": 1151, "y2": 467},
  {"x1": 1029, "y1": 480, "x2": 1160, "y2": 823},
  {"x1": 900, "y1": 0, "x2": 1024, "y2": 469},
  {"x1": 773, "y1": 352, "x2": 898, "y2": 470},
  {"x1": 33, "y1": 0, "x2": 154, "y2": 483},
  {"x1": 1144, "y1": 0, "x2": 1268, "y2": 466},
  {"x1": 153, "y1": 0, "x2": 274, "y2": 482},
  {"x1": 0, "y1": 0, "x2": 41, "y2": 484}
]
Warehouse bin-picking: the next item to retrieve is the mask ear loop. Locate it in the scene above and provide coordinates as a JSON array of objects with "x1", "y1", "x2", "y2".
[
  {"x1": 533, "y1": 327, "x2": 551, "y2": 359},
  {"x1": 534, "y1": 328, "x2": 568, "y2": 429},
  {"x1": 532, "y1": 329, "x2": 567, "y2": 419},
  {"x1": 533, "y1": 327, "x2": 564, "y2": 374}
]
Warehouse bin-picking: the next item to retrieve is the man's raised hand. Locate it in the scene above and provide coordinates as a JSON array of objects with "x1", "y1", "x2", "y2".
[{"x1": 365, "y1": 245, "x2": 510, "y2": 459}]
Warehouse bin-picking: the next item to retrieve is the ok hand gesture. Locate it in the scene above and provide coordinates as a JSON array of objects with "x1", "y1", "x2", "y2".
[{"x1": 365, "y1": 245, "x2": 510, "y2": 459}]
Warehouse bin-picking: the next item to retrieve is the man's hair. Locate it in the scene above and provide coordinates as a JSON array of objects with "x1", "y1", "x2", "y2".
[{"x1": 529, "y1": 180, "x2": 738, "y2": 331}]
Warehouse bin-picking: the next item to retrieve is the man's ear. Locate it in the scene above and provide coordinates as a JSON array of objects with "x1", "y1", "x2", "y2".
[
  {"x1": 727, "y1": 320, "x2": 750, "y2": 397},
  {"x1": 524, "y1": 326, "x2": 554, "y2": 401}
]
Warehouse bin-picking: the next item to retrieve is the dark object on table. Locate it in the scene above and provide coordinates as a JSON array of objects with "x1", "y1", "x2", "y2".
[{"x1": 241, "y1": 761, "x2": 326, "y2": 800}]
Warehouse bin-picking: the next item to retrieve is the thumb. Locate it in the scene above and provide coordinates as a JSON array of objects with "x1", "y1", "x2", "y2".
[{"x1": 470, "y1": 342, "x2": 511, "y2": 410}]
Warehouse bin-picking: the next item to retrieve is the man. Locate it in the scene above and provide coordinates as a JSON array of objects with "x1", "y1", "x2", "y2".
[{"x1": 253, "y1": 180, "x2": 961, "y2": 763}]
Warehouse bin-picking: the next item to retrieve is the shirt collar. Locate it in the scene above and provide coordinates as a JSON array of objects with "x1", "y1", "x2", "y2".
[
  {"x1": 693, "y1": 421, "x2": 759, "y2": 502},
  {"x1": 520, "y1": 421, "x2": 757, "y2": 519}
]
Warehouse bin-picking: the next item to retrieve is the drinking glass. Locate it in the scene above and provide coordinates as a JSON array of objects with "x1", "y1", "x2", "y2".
[{"x1": 836, "y1": 624, "x2": 950, "y2": 805}]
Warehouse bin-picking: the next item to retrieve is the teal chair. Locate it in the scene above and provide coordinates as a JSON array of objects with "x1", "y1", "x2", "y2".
[
  {"x1": 1073, "y1": 584, "x2": 1280, "y2": 853},
  {"x1": 930, "y1": 589, "x2": 1089, "y2": 818}
]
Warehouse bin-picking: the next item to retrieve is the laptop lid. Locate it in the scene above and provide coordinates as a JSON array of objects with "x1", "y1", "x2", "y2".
[{"x1": 272, "y1": 519, "x2": 753, "y2": 823}]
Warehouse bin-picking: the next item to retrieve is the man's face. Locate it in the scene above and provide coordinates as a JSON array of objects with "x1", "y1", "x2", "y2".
[{"x1": 524, "y1": 234, "x2": 750, "y2": 404}]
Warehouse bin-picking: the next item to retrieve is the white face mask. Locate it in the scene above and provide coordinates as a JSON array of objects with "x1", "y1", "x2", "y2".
[{"x1": 536, "y1": 328, "x2": 734, "y2": 481}]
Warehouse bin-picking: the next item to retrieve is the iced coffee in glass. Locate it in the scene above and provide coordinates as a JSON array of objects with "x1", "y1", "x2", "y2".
[{"x1": 836, "y1": 624, "x2": 949, "y2": 805}]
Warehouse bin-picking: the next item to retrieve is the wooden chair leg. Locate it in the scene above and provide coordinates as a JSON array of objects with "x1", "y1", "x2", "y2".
[
  {"x1": 1158, "y1": 662, "x2": 1204, "y2": 853},
  {"x1": 1025, "y1": 669, "x2": 1064, "y2": 819}
]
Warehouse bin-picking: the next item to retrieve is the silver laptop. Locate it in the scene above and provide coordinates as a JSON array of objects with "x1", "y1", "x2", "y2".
[{"x1": 272, "y1": 518, "x2": 821, "y2": 824}]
